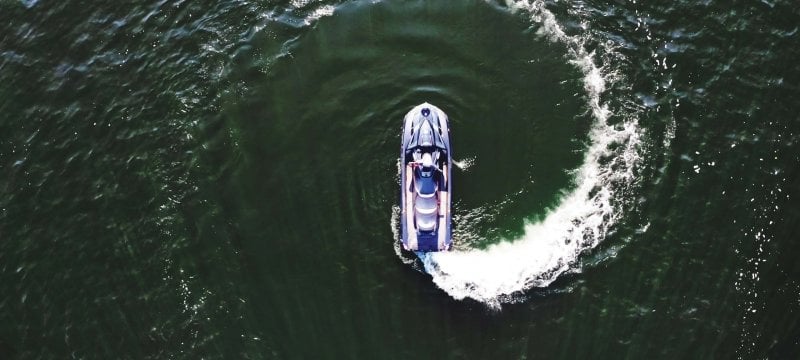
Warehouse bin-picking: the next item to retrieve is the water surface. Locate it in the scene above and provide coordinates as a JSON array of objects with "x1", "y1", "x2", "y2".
[{"x1": 1, "y1": 0, "x2": 799, "y2": 358}]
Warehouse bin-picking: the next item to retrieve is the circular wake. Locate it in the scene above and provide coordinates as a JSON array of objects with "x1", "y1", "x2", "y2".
[{"x1": 401, "y1": 0, "x2": 643, "y2": 307}]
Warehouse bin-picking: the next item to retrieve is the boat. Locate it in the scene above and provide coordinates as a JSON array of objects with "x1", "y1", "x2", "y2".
[{"x1": 400, "y1": 103, "x2": 452, "y2": 251}]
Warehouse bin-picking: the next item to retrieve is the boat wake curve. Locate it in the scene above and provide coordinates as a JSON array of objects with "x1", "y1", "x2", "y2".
[{"x1": 394, "y1": 0, "x2": 643, "y2": 307}]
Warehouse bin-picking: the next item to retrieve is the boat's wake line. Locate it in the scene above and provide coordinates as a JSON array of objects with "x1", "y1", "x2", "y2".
[{"x1": 398, "y1": 0, "x2": 643, "y2": 307}]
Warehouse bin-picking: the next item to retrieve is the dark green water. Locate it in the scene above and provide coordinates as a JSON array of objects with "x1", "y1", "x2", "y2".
[{"x1": 2, "y1": 0, "x2": 799, "y2": 358}]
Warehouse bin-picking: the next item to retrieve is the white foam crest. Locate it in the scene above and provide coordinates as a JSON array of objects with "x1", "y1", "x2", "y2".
[
  {"x1": 417, "y1": 0, "x2": 642, "y2": 305},
  {"x1": 290, "y1": 0, "x2": 313, "y2": 8},
  {"x1": 304, "y1": 5, "x2": 335, "y2": 25},
  {"x1": 283, "y1": 0, "x2": 336, "y2": 26}
]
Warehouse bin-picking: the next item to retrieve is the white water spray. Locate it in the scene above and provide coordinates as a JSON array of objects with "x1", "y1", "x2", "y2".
[
  {"x1": 453, "y1": 156, "x2": 476, "y2": 171},
  {"x1": 411, "y1": 0, "x2": 642, "y2": 307}
]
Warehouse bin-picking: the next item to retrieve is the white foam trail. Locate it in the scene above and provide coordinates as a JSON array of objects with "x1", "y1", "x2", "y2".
[{"x1": 417, "y1": 0, "x2": 642, "y2": 307}]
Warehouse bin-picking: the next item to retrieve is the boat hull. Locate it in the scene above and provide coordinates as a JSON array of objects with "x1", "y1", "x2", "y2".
[{"x1": 400, "y1": 103, "x2": 452, "y2": 252}]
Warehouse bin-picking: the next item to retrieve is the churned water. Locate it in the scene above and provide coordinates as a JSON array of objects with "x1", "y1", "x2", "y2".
[{"x1": 1, "y1": 0, "x2": 799, "y2": 358}]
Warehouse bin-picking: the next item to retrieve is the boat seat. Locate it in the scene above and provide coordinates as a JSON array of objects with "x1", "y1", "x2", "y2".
[{"x1": 414, "y1": 175, "x2": 439, "y2": 231}]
